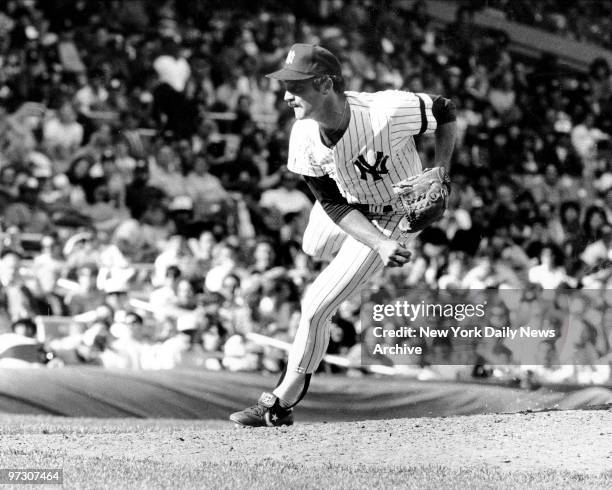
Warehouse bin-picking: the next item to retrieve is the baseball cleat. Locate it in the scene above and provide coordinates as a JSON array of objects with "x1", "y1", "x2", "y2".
[{"x1": 230, "y1": 392, "x2": 294, "y2": 427}]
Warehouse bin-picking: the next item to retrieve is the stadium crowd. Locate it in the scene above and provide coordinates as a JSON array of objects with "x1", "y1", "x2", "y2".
[
  {"x1": 478, "y1": 0, "x2": 612, "y2": 50},
  {"x1": 0, "y1": 0, "x2": 611, "y2": 386}
]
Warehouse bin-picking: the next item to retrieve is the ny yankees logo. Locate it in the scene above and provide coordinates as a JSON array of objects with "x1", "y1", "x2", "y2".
[
  {"x1": 286, "y1": 50, "x2": 295, "y2": 64},
  {"x1": 353, "y1": 151, "x2": 389, "y2": 181}
]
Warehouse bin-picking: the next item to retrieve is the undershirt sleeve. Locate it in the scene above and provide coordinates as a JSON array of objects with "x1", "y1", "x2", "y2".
[{"x1": 303, "y1": 174, "x2": 358, "y2": 224}]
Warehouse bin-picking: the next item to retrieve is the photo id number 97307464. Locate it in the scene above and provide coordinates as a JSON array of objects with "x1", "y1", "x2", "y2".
[{"x1": 0, "y1": 469, "x2": 63, "y2": 484}]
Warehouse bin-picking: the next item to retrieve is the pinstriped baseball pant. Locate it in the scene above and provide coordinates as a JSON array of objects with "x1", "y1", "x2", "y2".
[{"x1": 287, "y1": 201, "x2": 417, "y2": 374}]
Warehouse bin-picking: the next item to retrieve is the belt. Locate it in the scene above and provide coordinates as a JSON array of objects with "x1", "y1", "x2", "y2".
[{"x1": 355, "y1": 201, "x2": 404, "y2": 214}]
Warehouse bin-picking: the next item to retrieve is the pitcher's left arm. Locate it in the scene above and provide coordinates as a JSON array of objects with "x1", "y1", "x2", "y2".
[{"x1": 430, "y1": 95, "x2": 457, "y2": 170}]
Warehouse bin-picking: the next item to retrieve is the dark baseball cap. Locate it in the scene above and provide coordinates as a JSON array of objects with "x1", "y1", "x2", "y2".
[{"x1": 266, "y1": 43, "x2": 342, "y2": 81}]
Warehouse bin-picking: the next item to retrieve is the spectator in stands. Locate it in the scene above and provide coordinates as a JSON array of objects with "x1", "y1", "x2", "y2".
[
  {"x1": 585, "y1": 204, "x2": 609, "y2": 236},
  {"x1": 205, "y1": 240, "x2": 243, "y2": 293},
  {"x1": 259, "y1": 169, "x2": 312, "y2": 220},
  {"x1": 217, "y1": 274, "x2": 253, "y2": 336},
  {"x1": 107, "y1": 312, "x2": 146, "y2": 369},
  {"x1": 153, "y1": 235, "x2": 198, "y2": 287},
  {"x1": 153, "y1": 314, "x2": 195, "y2": 369},
  {"x1": 462, "y1": 253, "x2": 503, "y2": 289},
  {"x1": 149, "y1": 265, "x2": 181, "y2": 310},
  {"x1": 438, "y1": 251, "x2": 467, "y2": 290},
  {"x1": 49, "y1": 319, "x2": 108, "y2": 367},
  {"x1": 148, "y1": 142, "x2": 184, "y2": 198},
  {"x1": 83, "y1": 182, "x2": 125, "y2": 230},
  {"x1": 124, "y1": 160, "x2": 165, "y2": 222},
  {"x1": 171, "y1": 313, "x2": 211, "y2": 369},
  {"x1": 184, "y1": 152, "x2": 229, "y2": 222},
  {"x1": 588, "y1": 57, "x2": 612, "y2": 104},
  {"x1": 255, "y1": 275, "x2": 300, "y2": 337},
  {"x1": 42, "y1": 101, "x2": 84, "y2": 162},
  {"x1": 152, "y1": 36, "x2": 193, "y2": 137},
  {"x1": 74, "y1": 69, "x2": 110, "y2": 119},
  {"x1": 0, "y1": 249, "x2": 42, "y2": 331},
  {"x1": 200, "y1": 321, "x2": 225, "y2": 371},
  {"x1": 488, "y1": 71, "x2": 518, "y2": 120},
  {"x1": 528, "y1": 244, "x2": 571, "y2": 289},
  {"x1": 31, "y1": 235, "x2": 68, "y2": 316},
  {"x1": 175, "y1": 278, "x2": 197, "y2": 311},
  {"x1": 112, "y1": 200, "x2": 170, "y2": 264},
  {"x1": 526, "y1": 163, "x2": 566, "y2": 206},
  {"x1": 102, "y1": 276, "x2": 131, "y2": 323},
  {"x1": 97, "y1": 234, "x2": 135, "y2": 290},
  {"x1": 580, "y1": 223, "x2": 612, "y2": 271},
  {"x1": 0, "y1": 164, "x2": 19, "y2": 200},
  {"x1": 222, "y1": 332, "x2": 261, "y2": 372},
  {"x1": 0, "y1": 318, "x2": 49, "y2": 367},
  {"x1": 189, "y1": 230, "x2": 217, "y2": 267},
  {"x1": 4, "y1": 177, "x2": 52, "y2": 233},
  {"x1": 571, "y1": 112, "x2": 609, "y2": 161},
  {"x1": 464, "y1": 64, "x2": 490, "y2": 102},
  {"x1": 32, "y1": 235, "x2": 63, "y2": 294},
  {"x1": 326, "y1": 314, "x2": 358, "y2": 367},
  {"x1": 11, "y1": 317, "x2": 37, "y2": 338},
  {"x1": 65, "y1": 154, "x2": 97, "y2": 205},
  {"x1": 64, "y1": 263, "x2": 104, "y2": 315}
]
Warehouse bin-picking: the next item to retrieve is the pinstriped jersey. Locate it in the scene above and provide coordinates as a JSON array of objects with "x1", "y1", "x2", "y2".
[{"x1": 287, "y1": 90, "x2": 438, "y2": 204}]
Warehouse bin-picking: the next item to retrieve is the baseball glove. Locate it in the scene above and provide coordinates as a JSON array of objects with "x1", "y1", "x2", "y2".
[{"x1": 392, "y1": 166, "x2": 451, "y2": 233}]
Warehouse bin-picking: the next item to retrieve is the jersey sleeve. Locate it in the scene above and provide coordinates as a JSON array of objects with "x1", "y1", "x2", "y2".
[
  {"x1": 378, "y1": 90, "x2": 438, "y2": 136},
  {"x1": 287, "y1": 120, "x2": 328, "y2": 177}
]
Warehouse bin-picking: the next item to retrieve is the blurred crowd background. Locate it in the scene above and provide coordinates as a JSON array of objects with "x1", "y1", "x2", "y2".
[
  {"x1": 478, "y1": 0, "x2": 612, "y2": 50},
  {"x1": 0, "y1": 0, "x2": 610, "y2": 386}
]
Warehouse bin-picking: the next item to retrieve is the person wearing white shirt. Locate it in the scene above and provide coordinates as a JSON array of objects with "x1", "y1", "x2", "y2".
[
  {"x1": 43, "y1": 102, "x2": 83, "y2": 157},
  {"x1": 528, "y1": 245, "x2": 571, "y2": 289},
  {"x1": 259, "y1": 171, "x2": 312, "y2": 217},
  {"x1": 570, "y1": 113, "x2": 609, "y2": 160},
  {"x1": 153, "y1": 52, "x2": 191, "y2": 93}
]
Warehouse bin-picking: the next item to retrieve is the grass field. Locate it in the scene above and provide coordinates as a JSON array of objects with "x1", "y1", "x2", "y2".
[{"x1": 1, "y1": 408, "x2": 611, "y2": 489}]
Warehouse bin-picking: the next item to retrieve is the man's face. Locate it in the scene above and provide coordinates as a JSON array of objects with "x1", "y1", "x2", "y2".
[
  {"x1": 283, "y1": 79, "x2": 324, "y2": 120},
  {"x1": 545, "y1": 164, "x2": 558, "y2": 184}
]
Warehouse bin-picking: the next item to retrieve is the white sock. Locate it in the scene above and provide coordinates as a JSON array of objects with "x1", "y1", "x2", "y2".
[{"x1": 273, "y1": 370, "x2": 307, "y2": 408}]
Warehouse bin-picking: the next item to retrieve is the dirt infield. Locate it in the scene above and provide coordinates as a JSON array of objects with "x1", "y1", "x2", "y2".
[{"x1": 1, "y1": 407, "x2": 611, "y2": 488}]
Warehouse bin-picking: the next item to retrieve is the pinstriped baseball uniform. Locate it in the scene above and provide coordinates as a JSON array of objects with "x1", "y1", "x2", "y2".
[
  {"x1": 288, "y1": 90, "x2": 437, "y2": 202},
  {"x1": 285, "y1": 89, "x2": 437, "y2": 373}
]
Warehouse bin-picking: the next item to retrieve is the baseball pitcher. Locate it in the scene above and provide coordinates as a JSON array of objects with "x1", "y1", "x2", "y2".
[{"x1": 230, "y1": 44, "x2": 456, "y2": 427}]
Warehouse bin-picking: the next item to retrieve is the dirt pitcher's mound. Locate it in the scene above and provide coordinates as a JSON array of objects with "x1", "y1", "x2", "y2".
[{"x1": 5, "y1": 407, "x2": 611, "y2": 475}]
